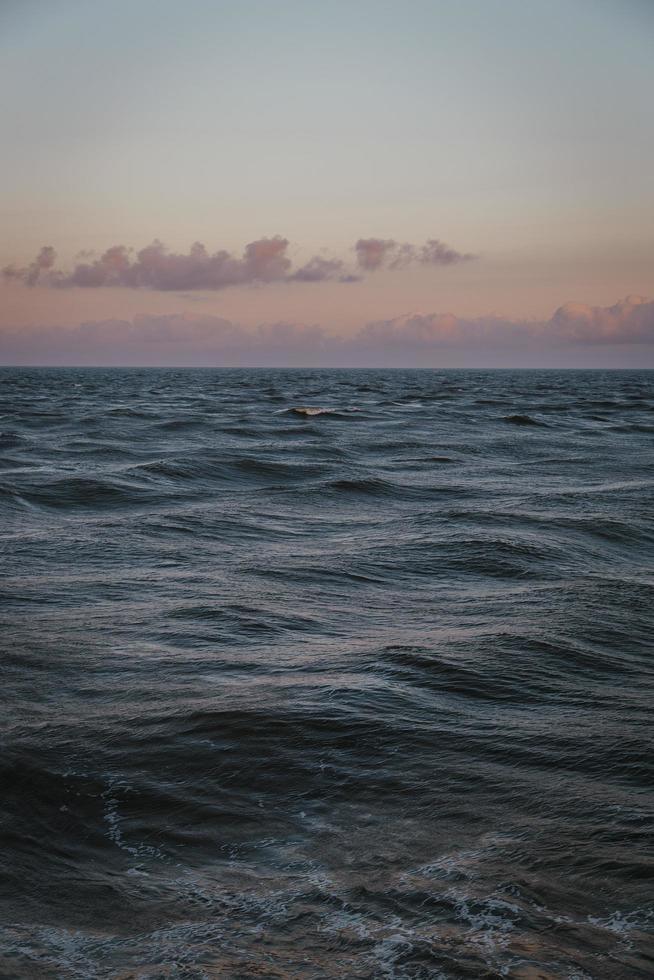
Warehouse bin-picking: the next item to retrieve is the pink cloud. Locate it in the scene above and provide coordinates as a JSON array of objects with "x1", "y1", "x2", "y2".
[
  {"x1": 289, "y1": 256, "x2": 352, "y2": 282},
  {"x1": 355, "y1": 237, "x2": 474, "y2": 271},
  {"x1": 64, "y1": 238, "x2": 292, "y2": 291},
  {"x1": 550, "y1": 296, "x2": 654, "y2": 343},
  {"x1": 3, "y1": 245, "x2": 57, "y2": 287},
  {"x1": 1, "y1": 298, "x2": 652, "y2": 366},
  {"x1": 359, "y1": 296, "x2": 654, "y2": 348},
  {"x1": 3, "y1": 234, "x2": 474, "y2": 291},
  {"x1": 354, "y1": 238, "x2": 397, "y2": 271}
]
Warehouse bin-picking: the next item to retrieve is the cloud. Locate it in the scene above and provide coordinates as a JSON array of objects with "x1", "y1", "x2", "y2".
[
  {"x1": 1, "y1": 298, "x2": 651, "y2": 367},
  {"x1": 3, "y1": 234, "x2": 473, "y2": 291},
  {"x1": 61, "y1": 238, "x2": 293, "y2": 291},
  {"x1": 3, "y1": 239, "x2": 294, "y2": 291},
  {"x1": 355, "y1": 237, "x2": 474, "y2": 271},
  {"x1": 288, "y1": 256, "x2": 352, "y2": 282},
  {"x1": 3, "y1": 245, "x2": 56, "y2": 287},
  {"x1": 358, "y1": 296, "x2": 654, "y2": 349},
  {"x1": 0, "y1": 314, "x2": 331, "y2": 366},
  {"x1": 549, "y1": 296, "x2": 654, "y2": 343},
  {"x1": 420, "y1": 239, "x2": 475, "y2": 266},
  {"x1": 354, "y1": 238, "x2": 397, "y2": 271}
]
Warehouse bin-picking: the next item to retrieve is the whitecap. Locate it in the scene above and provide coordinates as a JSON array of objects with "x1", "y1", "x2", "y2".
[{"x1": 289, "y1": 406, "x2": 336, "y2": 416}]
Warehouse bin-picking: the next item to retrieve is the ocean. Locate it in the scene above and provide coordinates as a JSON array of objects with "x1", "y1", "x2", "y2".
[{"x1": 1, "y1": 367, "x2": 653, "y2": 979}]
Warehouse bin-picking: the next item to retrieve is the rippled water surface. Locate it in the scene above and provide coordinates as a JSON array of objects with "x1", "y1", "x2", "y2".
[{"x1": 1, "y1": 367, "x2": 653, "y2": 979}]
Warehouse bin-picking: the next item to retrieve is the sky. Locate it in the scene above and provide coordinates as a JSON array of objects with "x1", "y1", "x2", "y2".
[{"x1": 1, "y1": 0, "x2": 653, "y2": 366}]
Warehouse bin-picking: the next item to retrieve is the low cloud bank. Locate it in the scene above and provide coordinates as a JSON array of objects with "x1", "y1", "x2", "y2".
[
  {"x1": 1, "y1": 297, "x2": 652, "y2": 366},
  {"x1": 3, "y1": 235, "x2": 472, "y2": 291},
  {"x1": 361, "y1": 296, "x2": 654, "y2": 347}
]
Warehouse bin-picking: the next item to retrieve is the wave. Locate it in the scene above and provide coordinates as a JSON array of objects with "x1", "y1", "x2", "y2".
[
  {"x1": 609, "y1": 422, "x2": 654, "y2": 433},
  {"x1": 284, "y1": 406, "x2": 364, "y2": 419},
  {"x1": 166, "y1": 601, "x2": 321, "y2": 637},
  {"x1": 105, "y1": 406, "x2": 154, "y2": 419},
  {"x1": 502, "y1": 413, "x2": 547, "y2": 426},
  {"x1": 154, "y1": 416, "x2": 206, "y2": 431},
  {"x1": 1, "y1": 475, "x2": 156, "y2": 510},
  {"x1": 0, "y1": 432, "x2": 25, "y2": 448},
  {"x1": 134, "y1": 454, "x2": 329, "y2": 485},
  {"x1": 287, "y1": 406, "x2": 337, "y2": 416},
  {"x1": 321, "y1": 475, "x2": 455, "y2": 499}
]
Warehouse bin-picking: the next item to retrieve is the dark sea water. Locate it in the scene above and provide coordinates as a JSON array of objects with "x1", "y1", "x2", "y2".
[{"x1": 1, "y1": 367, "x2": 653, "y2": 980}]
